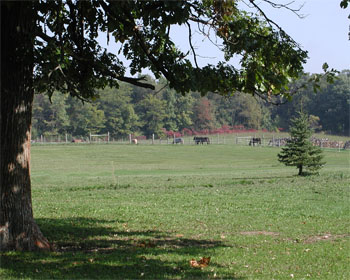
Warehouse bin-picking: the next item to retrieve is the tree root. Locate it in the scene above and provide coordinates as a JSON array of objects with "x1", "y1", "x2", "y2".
[{"x1": 1, "y1": 220, "x2": 53, "y2": 252}]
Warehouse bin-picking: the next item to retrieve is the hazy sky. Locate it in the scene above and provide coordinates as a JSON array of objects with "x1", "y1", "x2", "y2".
[
  {"x1": 170, "y1": 0, "x2": 350, "y2": 74},
  {"x1": 102, "y1": 0, "x2": 349, "y2": 75},
  {"x1": 259, "y1": 0, "x2": 350, "y2": 73}
]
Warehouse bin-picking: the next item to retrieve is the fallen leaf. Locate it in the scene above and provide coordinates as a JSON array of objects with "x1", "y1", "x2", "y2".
[
  {"x1": 190, "y1": 259, "x2": 200, "y2": 268},
  {"x1": 198, "y1": 257, "x2": 211, "y2": 267},
  {"x1": 190, "y1": 257, "x2": 211, "y2": 268}
]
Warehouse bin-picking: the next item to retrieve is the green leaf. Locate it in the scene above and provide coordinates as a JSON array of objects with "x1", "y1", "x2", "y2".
[
  {"x1": 322, "y1": 63, "x2": 329, "y2": 72},
  {"x1": 340, "y1": 0, "x2": 349, "y2": 9}
]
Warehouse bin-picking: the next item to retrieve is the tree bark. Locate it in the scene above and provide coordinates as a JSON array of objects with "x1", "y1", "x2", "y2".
[{"x1": 0, "y1": 1, "x2": 51, "y2": 251}]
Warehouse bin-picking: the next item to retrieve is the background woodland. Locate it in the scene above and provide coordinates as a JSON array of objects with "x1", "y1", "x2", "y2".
[{"x1": 32, "y1": 70, "x2": 350, "y2": 139}]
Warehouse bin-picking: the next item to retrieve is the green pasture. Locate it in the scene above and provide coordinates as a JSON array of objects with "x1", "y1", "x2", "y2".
[{"x1": 1, "y1": 144, "x2": 349, "y2": 279}]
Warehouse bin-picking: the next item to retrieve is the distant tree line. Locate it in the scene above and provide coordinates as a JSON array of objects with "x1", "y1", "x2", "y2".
[{"x1": 32, "y1": 71, "x2": 350, "y2": 139}]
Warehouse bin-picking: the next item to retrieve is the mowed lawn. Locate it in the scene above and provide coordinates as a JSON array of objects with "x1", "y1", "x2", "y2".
[{"x1": 1, "y1": 144, "x2": 349, "y2": 279}]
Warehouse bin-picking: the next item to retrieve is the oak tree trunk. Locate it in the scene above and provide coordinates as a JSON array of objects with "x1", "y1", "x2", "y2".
[{"x1": 0, "y1": 1, "x2": 51, "y2": 251}]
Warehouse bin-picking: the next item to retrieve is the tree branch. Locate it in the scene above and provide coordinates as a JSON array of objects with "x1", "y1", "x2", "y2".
[
  {"x1": 186, "y1": 22, "x2": 199, "y2": 68},
  {"x1": 99, "y1": 1, "x2": 173, "y2": 82},
  {"x1": 246, "y1": 0, "x2": 305, "y2": 34},
  {"x1": 35, "y1": 28, "x2": 55, "y2": 43},
  {"x1": 115, "y1": 76, "x2": 155, "y2": 90},
  {"x1": 247, "y1": 0, "x2": 286, "y2": 33},
  {"x1": 261, "y1": 0, "x2": 306, "y2": 18},
  {"x1": 35, "y1": 9, "x2": 155, "y2": 91}
]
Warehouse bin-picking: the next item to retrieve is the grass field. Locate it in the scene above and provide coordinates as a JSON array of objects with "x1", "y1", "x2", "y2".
[{"x1": 1, "y1": 144, "x2": 349, "y2": 279}]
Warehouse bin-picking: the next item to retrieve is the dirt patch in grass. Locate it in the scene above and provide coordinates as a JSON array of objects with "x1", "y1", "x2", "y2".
[
  {"x1": 303, "y1": 233, "x2": 350, "y2": 244},
  {"x1": 240, "y1": 231, "x2": 280, "y2": 236}
]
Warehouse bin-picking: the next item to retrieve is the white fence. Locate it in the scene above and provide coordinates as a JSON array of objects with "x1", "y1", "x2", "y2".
[{"x1": 32, "y1": 133, "x2": 350, "y2": 151}]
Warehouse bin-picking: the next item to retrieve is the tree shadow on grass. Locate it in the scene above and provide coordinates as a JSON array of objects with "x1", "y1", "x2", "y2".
[{"x1": 1, "y1": 217, "x2": 244, "y2": 279}]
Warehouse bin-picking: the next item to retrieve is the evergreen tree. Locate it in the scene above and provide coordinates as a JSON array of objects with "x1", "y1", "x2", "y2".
[{"x1": 278, "y1": 112, "x2": 325, "y2": 176}]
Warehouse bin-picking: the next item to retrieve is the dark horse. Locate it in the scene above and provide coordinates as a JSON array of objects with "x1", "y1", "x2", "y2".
[
  {"x1": 193, "y1": 136, "x2": 210, "y2": 144},
  {"x1": 249, "y1": 137, "x2": 261, "y2": 146}
]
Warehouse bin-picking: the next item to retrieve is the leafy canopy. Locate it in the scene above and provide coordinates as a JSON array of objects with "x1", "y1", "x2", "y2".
[{"x1": 32, "y1": 0, "x2": 309, "y2": 101}]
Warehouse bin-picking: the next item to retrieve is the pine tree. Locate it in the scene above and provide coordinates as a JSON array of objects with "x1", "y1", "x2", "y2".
[{"x1": 278, "y1": 112, "x2": 325, "y2": 175}]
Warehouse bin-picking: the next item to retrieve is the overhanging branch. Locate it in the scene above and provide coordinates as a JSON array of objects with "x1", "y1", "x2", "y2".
[
  {"x1": 116, "y1": 76, "x2": 155, "y2": 90},
  {"x1": 99, "y1": 1, "x2": 172, "y2": 82}
]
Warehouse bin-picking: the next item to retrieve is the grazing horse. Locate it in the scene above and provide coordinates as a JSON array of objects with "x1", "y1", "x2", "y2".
[
  {"x1": 72, "y1": 138, "x2": 82, "y2": 143},
  {"x1": 193, "y1": 136, "x2": 210, "y2": 145},
  {"x1": 132, "y1": 139, "x2": 138, "y2": 144},
  {"x1": 249, "y1": 137, "x2": 261, "y2": 146},
  {"x1": 173, "y1": 138, "x2": 184, "y2": 144}
]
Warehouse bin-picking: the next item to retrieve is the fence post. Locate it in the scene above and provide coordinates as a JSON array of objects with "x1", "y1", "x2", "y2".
[
  {"x1": 152, "y1": 134, "x2": 154, "y2": 144},
  {"x1": 262, "y1": 134, "x2": 264, "y2": 146},
  {"x1": 129, "y1": 134, "x2": 132, "y2": 144},
  {"x1": 173, "y1": 133, "x2": 175, "y2": 144},
  {"x1": 107, "y1": 132, "x2": 110, "y2": 143}
]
